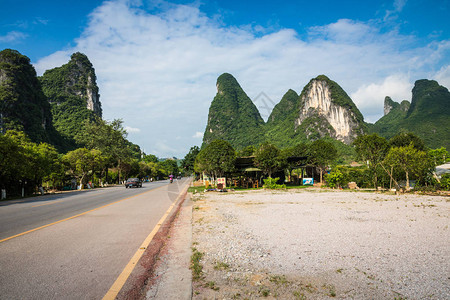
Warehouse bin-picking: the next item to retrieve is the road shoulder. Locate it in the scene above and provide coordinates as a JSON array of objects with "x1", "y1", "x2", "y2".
[{"x1": 146, "y1": 193, "x2": 193, "y2": 299}]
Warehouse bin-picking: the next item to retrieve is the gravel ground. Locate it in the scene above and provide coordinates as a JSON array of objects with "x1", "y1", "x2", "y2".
[{"x1": 191, "y1": 189, "x2": 450, "y2": 299}]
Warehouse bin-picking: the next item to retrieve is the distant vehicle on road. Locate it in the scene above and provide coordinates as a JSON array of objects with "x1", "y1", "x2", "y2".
[{"x1": 125, "y1": 178, "x2": 142, "y2": 188}]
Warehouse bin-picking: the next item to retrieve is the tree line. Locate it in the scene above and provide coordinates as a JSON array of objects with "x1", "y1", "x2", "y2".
[
  {"x1": 183, "y1": 132, "x2": 449, "y2": 191},
  {"x1": 0, "y1": 118, "x2": 180, "y2": 199}
]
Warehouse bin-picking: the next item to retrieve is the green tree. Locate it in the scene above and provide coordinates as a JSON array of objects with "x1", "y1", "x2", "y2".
[
  {"x1": 428, "y1": 147, "x2": 449, "y2": 167},
  {"x1": 160, "y1": 159, "x2": 179, "y2": 177},
  {"x1": 143, "y1": 153, "x2": 158, "y2": 163},
  {"x1": 0, "y1": 131, "x2": 26, "y2": 192},
  {"x1": 194, "y1": 140, "x2": 236, "y2": 178},
  {"x1": 389, "y1": 132, "x2": 426, "y2": 151},
  {"x1": 237, "y1": 145, "x2": 256, "y2": 157},
  {"x1": 325, "y1": 170, "x2": 344, "y2": 188},
  {"x1": 138, "y1": 161, "x2": 151, "y2": 179},
  {"x1": 77, "y1": 118, "x2": 131, "y2": 183},
  {"x1": 384, "y1": 144, "x2": 432, "y2": 190},
  {"x1": 1, "y1": 130, "x2": 62, "y2": 196},
  {"x1": 31, "y1": 142, "x2": 61, "y2": 188},
  {"x1": 254, "y1": 142, "x2": 283, "y2": 178},
  {"x1": 63, "y1": 148, "x2": 105, "y2": 188},
  {"x1": 181, "y1": 146, "x2": 200, "y2": 175},
  {"x1": 309, "y1": 139, "x2": 338, "y2": 184},
  {"x1": 353, "y1": 134, "x2": 389, "y2": 189}
]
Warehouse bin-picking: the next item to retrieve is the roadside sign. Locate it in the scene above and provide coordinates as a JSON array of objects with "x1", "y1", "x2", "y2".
[{"x1": 303, "y1": 178, "x2": 314, "y2": 185}]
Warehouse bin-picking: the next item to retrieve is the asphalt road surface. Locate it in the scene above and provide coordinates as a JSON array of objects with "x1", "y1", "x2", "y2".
[{"x1": 0, "y1": 178, "x2": 190, "y2": 299}]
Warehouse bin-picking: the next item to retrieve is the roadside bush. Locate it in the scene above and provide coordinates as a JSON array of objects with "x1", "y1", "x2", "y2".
[
  {"x1": 263, "y1": 177, "x2": 286, "y2": 189},
  {"x1": 440, "y1": 174, "x2": 450, "y2": 190},
  {"x1": 335, "y1": 165, "x2": 373, "y2": 188},
  {"x1": 326, "y1": 170, "x2": 344, "y2": 188}
]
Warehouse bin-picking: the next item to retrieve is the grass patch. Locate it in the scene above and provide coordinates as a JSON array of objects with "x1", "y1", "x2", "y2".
[
  {"x1": 188, "y1": 186, "x2": 205, "y2": 193},
  {"x1": 205, "y1": 281, "x2": 220, "y2": 291},
  {"x1": 269, "y1": 275, "x2": 288, "y2": 285},
  {"x1": 214, "y1": 261, "x2": 230, "y2": 270},
  {"x1": 190, "y1": 247, "x2": 204, "y2": 281},
  {"x1": 259, "y1": 287, "x2": 270, "y2": 297},
  {"x1": 293, "y1": 291, "x2": 307, "y2": 299}
]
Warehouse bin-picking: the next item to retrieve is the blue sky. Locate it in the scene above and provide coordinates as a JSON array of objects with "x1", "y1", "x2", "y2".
[{"x1": 1, "y1": 0, "x2": 449, "y2": 157}]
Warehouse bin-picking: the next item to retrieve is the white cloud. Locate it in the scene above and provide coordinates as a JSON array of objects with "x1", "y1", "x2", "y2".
[
  {"x1": 433, "y1": 65, "x2": 450, "y2": 91},
  {"x1": 384, "y1": 0, "x2": 408, "y2": 22},
  {"x1": 351, "y1": 75, "x2": 413, "y2": 123},
  {"x1": 33, "y1": 0, "x2": 450, "y2": 157},
  {"x1": 0, "y1": 31, "x2": 27, "y2": 43},
  {"x1": 193, "y1": 131, "x2": 203, "y2": 139},
  {"x1": 124, "y1": 126, "x2": 141, "y2": 133},
  {"x1": 394, "y1": 0, "x2": 407, "y2": 12}
]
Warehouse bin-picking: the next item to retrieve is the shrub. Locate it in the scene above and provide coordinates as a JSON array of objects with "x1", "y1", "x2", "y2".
[
  {"x1": 440, "y1": 173, "x2": 450, "y2": 190},
  {"x1": 263, "y1": 177, "x2": 286, "y2": 189},
  {"x1": 326, "y1": 170, "x2": 344, "y2": 188}
]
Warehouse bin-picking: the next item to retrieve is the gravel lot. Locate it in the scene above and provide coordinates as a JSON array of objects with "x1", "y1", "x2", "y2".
[{"x1": 191, "y1": 189, "x2": 449, "y2": 299}]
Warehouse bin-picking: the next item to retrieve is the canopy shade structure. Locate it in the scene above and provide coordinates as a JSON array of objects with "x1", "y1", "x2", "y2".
[
  {"x1": 243, "y1": 167, "x2": 262, "y2": 172},
  {"x1": 435, "y1": 163, "x2": 450, "y2": 176}
]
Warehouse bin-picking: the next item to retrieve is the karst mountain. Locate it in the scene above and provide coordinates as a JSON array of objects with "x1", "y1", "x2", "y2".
[{"x1": 202, "y1": 73, "x2": 450, "y2": 150}]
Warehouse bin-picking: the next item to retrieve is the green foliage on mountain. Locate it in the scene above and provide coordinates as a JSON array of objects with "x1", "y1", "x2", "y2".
[
  {"x1": 370, "y1": 97, "x2": 410, "y2": 138},
  {"x1": 265, "y1": 89, "x2": 306, "y2": 147},
  {"x1": 371, "y1": 80, "x2": 450, "y2": 149},
  {"x1": 267, "y1": 89, "x2": 298, "y2": 124},
  {"x1": 405, "y1": 80, "x2": 450, "y2": 149},
  {"x1": 39, "y1": 52, "x2": 102, "y2": 151},
  {"x1": 202, "y1": 73, "x2": 265, "y2": 150},
  {"x1": 0, "y1": 49, "x2": 60, "y2": 145}
]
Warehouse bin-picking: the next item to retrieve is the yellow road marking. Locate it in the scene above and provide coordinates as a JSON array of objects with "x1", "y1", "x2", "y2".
[
  {"x1": 102, "y1": 184, "x2": 189, "y2": 300},
  {"x1": 0, "y1": 185, "x2": 166, "y2": 244}
]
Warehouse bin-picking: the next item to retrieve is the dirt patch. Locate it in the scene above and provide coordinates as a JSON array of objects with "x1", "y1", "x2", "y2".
[
  {"x1": 191, "y1": 189, "x2": 449, "y2": 299},
  {"x1": 118, "y1": 188, "x2": 189, "y2": 300}
]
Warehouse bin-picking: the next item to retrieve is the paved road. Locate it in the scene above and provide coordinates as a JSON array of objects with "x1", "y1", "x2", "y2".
[{"x1": 0, "y1": 178, "x2": 190, "y2": 299}]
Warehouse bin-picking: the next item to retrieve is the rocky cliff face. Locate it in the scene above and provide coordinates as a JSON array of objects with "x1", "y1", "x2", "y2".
[
  {"x1": 384, "y1": 96, "x2": 410, "y2": 116},
  {"x1": 39, "y1": 52, "x2": 103, "y2": 148},
  {"x1": 40, "y1": 52, "x2": 102, "y2": 117},
  {"x1": 295, "y1": 75, "x2": 365, "y2": 144}
]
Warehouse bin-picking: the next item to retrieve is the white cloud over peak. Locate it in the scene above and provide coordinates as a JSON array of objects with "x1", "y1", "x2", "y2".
[
  {"x1": 351, "y1": 75, "x2": 413, "y2": 123},
  {"x1": 34, "y1": 0, "x2": 450, "y2": 157}
]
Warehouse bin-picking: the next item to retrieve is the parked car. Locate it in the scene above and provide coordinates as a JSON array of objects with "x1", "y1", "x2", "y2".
[{"x1": 125, "y1": 178, "x2": 142, "y2": 188}]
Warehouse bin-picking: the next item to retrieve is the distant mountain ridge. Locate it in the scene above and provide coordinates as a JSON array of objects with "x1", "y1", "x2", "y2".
[
  {"x1": 371, "y1": 79, "x2": 450, "y2": 149},
  {"x1": 203, "y1": 73, "x2": 450, "y2": 150}
]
